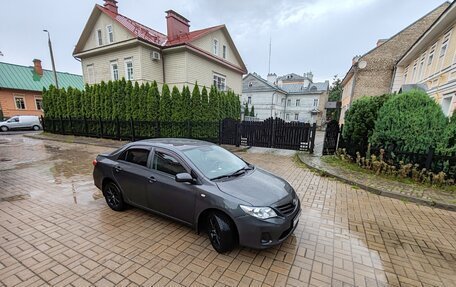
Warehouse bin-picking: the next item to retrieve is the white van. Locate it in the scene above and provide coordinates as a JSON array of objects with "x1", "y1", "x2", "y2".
[{"x1": 0, "y1": 115, "x2": 42, "y2": 132}]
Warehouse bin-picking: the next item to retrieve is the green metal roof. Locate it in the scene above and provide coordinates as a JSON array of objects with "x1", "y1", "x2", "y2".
[{"x1": 0, "y1": 61, "x2": 84, "y2": 92}]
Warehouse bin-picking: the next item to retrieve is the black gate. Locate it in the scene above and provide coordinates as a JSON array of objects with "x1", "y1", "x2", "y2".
[
  {"x1": 322, "y1": 120, "x2": 342, "y2": 155},
  {"x1": 220, "y1": 117, "x2": 316, "y2": 152}
]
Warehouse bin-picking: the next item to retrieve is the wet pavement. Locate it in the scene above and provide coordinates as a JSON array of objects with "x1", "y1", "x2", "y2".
[{"x1": 0, "y1": 134, "x2": 455, "y2": 286}]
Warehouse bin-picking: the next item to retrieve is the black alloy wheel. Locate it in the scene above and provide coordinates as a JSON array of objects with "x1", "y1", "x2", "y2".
[{"x1": 103, "y1": 182, "x2": 126, "y2": 211}]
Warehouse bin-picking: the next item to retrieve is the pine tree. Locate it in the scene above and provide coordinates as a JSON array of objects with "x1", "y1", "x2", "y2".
[
  {"x1": 250, "y1": 105, "x2": 255, "y2": 117},
  {"x1": 208, "y1": 86, "x2": 219, "y2": 120},
  {"x1": 191, "y1": 84, "x2": 202, "y2": 121},
  {"x1": 181, "y1": 86, "x2": 192, "y2": 121},
  {"x1": 201, "y1": 86, "x2": 209, "y2": 121},
  {"x1": 160, "y1": 84, "x2": 172, "y2": 121},
  {"x1": 171, "y1": 86, "x2": 182, "y2": 121},
  {"x1": 243, "y1": 103, "x2": 249, "y2": 118},
  {"x1": 150, "y1": 81, "x2": 160, "y2": 121}
]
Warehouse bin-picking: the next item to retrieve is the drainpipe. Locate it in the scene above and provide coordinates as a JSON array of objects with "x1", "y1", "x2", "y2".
[{"x1": 161, "y1": 49, "x2": 166, "y2": 83}]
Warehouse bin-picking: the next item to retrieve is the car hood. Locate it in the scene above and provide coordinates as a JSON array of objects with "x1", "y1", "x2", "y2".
[{"x1": 215, "y1": 168, "x2": 293, "y2": 206}]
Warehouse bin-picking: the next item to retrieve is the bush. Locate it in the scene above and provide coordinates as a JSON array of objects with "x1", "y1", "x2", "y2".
[
  {"x1": 342, "y1": 94, "x2": 391, "y2": 153},
  {"x1": 440, "y1": 114, "x2": 456, "y2": 154},
  {"x1": 370, "y1": 90, "x2": 447, "y2": 153}
]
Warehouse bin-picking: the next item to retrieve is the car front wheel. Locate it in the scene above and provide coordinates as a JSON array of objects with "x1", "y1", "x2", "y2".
[
  {"x1": 103, "y1": 181, "x2": 126, "y2": 211},
  {"x1": 0, "y1": 126, "x2": 8, "y2": 132},
  {"x1": 206, "y1": 212, "x2": 237, "y2": 253}
]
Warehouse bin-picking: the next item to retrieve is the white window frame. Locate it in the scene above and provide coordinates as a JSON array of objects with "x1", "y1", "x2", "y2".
[
  {"x1": 281, "y1": 98, "x2": 284, "y2": 105},
  {"x1": 247, "y1": 96, "x2": 251, "y2": 104},
  {"x1": 222, "y1": 45, "x2": 227, "y2": 59},
  {"x1": 313, "y1": 99, "x2": 319, "y2": 107},
  {"x1": 34, "y1": 96, "x2": 43, "y2": 110},
  {"x1": 87, "y1": 64, "x2": 95, "y2": 84},
  {"x1": 213, "y1": 73, "x2": 226, "y2": 91},
  {"x1": 296, "y1": 99, "x2": 300, "y2": 107},
  {"x1": 14, "y1": 95, "x2": 26, "y2": 110},
  {"x1": 110, "y1": 61, "x2": 119, "y2": 81},
  {"x1": 428, "y1": 45, "x2": 435, "y2": 66},
  {"x1": 287, "y1": 99, "x2": 291, "y2": 107},
  {"x1": 418, "y1": 54, "x2": 426, "y2": 81},
  {"x1": 441, "y1": 94, "x2": 454, "y2": 117},
  {"x1": 403, "y1": 66, "x2": 409, "y2": 84},
  {"x1": 106, "y1": 25, "x2": 114, "y2": 44},
  {"x1": 412, "y1": 61, "x2": 418, "y2": 82},
  {"x1": 285, "y1": 113, "x2": 290, "y2": 121},
  {"x1": 213, "y1": 38, "x2": 219, "y2": 55},
  {"x1": 294, "y1": 113, "x2": 299, "y2": 121},
  {"x1": 96, "y1": 29, "x2": 103, "y2": 46},
  {"x1": 124, "y1": 58, "x2": 134, "y2": 81}
]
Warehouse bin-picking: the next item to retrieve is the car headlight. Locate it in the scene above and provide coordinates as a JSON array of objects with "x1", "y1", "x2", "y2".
[{"x1": 240, "y1": 205, "x2": 277, "y2": 219}]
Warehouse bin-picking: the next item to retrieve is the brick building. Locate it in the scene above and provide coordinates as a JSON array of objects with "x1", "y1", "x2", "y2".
[
  {"x1": 0, "y1": 60, "x2": 84, "y2": 119},
  {"x1": 340, "y1": 2, "x2": 449, "y2": 123}
]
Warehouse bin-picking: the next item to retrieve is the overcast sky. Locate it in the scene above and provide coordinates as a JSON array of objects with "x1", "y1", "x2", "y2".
[{"x1": 0, "y1": 0, "x2": 449, "y2": 83}]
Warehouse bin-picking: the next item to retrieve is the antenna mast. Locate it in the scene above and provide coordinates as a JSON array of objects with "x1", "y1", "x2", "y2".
[{"x1": 268, "y1": 37, "x2": 272, "y2": 74}]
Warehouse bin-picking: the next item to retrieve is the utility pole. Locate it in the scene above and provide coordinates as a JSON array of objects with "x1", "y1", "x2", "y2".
[{"x1": 43, "y1": 30, "x2": 59, "y2": 89}]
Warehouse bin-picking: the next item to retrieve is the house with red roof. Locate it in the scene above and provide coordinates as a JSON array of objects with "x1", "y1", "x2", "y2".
[{"x1": 73, "y1": 0, "x2": 247, "y2": 94}]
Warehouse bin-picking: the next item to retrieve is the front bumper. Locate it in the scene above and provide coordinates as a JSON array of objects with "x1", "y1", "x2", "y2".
[{"x1": 234, "y1": 203, "x2": 301, "y2": 249}]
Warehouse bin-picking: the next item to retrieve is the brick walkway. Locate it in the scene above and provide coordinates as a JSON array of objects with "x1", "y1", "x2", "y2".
[{"x1": 0, "y1": 134, "x2": 455, "y2": 286}]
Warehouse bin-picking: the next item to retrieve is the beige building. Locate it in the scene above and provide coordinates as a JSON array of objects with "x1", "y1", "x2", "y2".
[
  {"x1": 340, "y1": 2, "x2": 449, "y2": 123},
  {"x1": 73, "y1": 0, "x2": 247, "y2": 94},
  {"x1": 392, "y1": 2, "x2": 456, "y2": 117}
]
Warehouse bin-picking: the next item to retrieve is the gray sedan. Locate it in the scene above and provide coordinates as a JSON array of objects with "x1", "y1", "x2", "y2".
[{"x1": 93, "y1": 138, "x2": 301, "y2": 253}]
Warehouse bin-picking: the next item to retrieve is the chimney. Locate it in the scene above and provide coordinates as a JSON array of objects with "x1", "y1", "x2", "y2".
[
  {"x1": 166, "y1": 10, "x2": 190, "y2": 41},
  {"x1": 103, "y1": 0, "x2": 118, "y2": 14},
  {"x1": 377, "y1": 38, "x2": 388, "y2": 47},
  {"x1": 267, "y1": 73, "x2": 277, "y2": 85},
  {"x1": 33, "y1": 59, "x2": 43, "y2": 77}
]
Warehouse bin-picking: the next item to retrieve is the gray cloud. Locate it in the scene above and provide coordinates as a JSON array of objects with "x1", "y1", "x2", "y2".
[{"x1": 0, "y1": 0, "x2": 447, "y2": 83}]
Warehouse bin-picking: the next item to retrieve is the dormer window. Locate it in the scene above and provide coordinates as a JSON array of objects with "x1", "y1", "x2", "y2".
[
  {"x1": 248, "y1": 81, "x2": 253, "y2": 87},
  {"x1": 213, "y1": 39, "x2": 219, "y2": 55},
  {"x1": 222, "y1": 45, "x2": 227, "y2": 59},
  {"x1": 97, "y1": 29, "x2": 103, "y2": 46},
  {"x1": 106, "y1": 25, "x2": 114, "y2": 43}
]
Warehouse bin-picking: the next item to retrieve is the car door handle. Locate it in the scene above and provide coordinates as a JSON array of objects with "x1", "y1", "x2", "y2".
[
  {"x1": 114, "y1": 166, "x2": 123, "y2": 173},
  {"x1": 148, "y1": 176, "x2": 157, "y2": 183}
]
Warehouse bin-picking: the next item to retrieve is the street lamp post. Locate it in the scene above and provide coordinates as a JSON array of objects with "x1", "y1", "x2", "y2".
[{"x1": 43, "y1": 30, "x2": 59, "y2": 89}]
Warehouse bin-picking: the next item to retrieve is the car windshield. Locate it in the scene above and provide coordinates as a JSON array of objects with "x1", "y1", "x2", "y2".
[{"x1": 182, "y1": 145, "x2": 248, "y2": 180}]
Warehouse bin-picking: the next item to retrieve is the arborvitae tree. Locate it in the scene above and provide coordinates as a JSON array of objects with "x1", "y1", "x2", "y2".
[
  {"x1": 208, "y1": 86, "x2": 220, "y2": 120},
  {"x1": 243, "y1": 103, "x2": 249, "y2": 118},
  {"x1": 73, "y1": 89, "x2": 82, "y2": 118},
  {"x1": 191, "y1": 84, "x2": 202, "y2": 121},
  {"x1": 104, "y1": 81, "x2": 113, "y2": 120},
  {"x1": 219, "y1": 91, "x2": 227, "y2": 120},
  {"x1": 160, "y1": 84, "x2": 172, "y2": 121},
  {"x1": 201, "y1": 86, "x2": 209, "y2": 121},
  {"x1": 171, "y1": 86, "x2": 182, "y2": 121},
  {"x1": 181, "y1": 86, "x2": 192, "y2": 121},
  {"x1": 250, "y1": 105, "x2": 255, "y2": 117},
  {"x1": 149, "y1": 81, "x2": 160, "y2": 121}
]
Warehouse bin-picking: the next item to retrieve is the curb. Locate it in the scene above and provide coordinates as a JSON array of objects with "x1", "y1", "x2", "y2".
[
  {"x1": 24, "y1": 133, "x2": 125, "y2": 149},
  {"x1": 297, "y1": 154, "x2": 456, "y2": 212}
]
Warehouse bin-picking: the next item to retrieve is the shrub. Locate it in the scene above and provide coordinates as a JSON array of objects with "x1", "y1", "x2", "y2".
[
  {"x1": 439, "y1": 113, "x2": 456, "y2": 154},
  {"x1": 370, "y1": 90, "x2": 447, "y2": 153},
  {"x1": 342, "y1": 94, "x2": 391, "y2": 153}
]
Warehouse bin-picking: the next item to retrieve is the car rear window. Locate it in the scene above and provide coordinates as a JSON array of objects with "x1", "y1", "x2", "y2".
[{"x1": 119, "y1": 148, "x2": 149, "y2": 167}]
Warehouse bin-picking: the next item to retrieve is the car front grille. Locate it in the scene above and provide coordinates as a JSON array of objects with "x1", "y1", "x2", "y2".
[{"x1": 275, "y1": 201, "x2": 295, "y2": 216}]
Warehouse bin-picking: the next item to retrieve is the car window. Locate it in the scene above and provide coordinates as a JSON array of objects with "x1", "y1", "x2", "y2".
[
  {"x1": 119, "y1": 148, "x2": 150, "y2": 167},
  {"x1": 8, "y1": 117, "x2": 19, "y2": 123},
  {"x1": 152, "y1": 151, "x2": 187, "y2": 176}
]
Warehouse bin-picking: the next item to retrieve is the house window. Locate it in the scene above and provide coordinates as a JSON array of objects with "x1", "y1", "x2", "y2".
[
  {"x1": 294, "y1": 113, "x2": 299, "y2": 121},
  {"x1": 313, "y1": 99, "x2": 319, "y2": 107},
  {"x1": 222, "y1": 45, "x2": 227, "y2": 59},
  {"x1": 111, "y1": 62, "x2": 119, "y2": 81},
  {"x1": 247, "y1": 96, "x2": 251, "y2": 104},
  {"x1": 296, "y1": 99, "x2": 300, "y2": 106},
  {"x1": 213, "y1": 73, "x2": 226, "y2": 91},
  {"x1": 213, "y1": 39, "x2": 219, "y2": 55},
  {"x1": 418, "y1": 56, "x2": 425, "y2": 80},
  {"x1": 428, "y1": 47, "x2": 435, "y2": 66},
  {"x1": 285, "y1": 114, "x2": 289, "y2": 121},
  {"x1": 287, "y1": 99, "x2": 291, "y2": 107},
  {"x1": 106, "y1": 25, "x2": 114, "y2": 43},
  {"x1": 97, "y1": 29, "x2": 102, "y2": 46},
  {"x1": 440, "y1": 39, "x2": 449, "y2": 58},
  {"x1": 14, "y1": 96, "x2": 26, "y2": 110},
  {"x1": 403, "y1": 66, "x2": 408, "y2": 83},
  {"x1": 281, "y1": 98, "x2": 284, "y2": 105},
  {"x1": 125, "y1": 58, "x2": 133, "y2": 80},
  {"x1": 412, "y1": 61, "x2": 417, "y2": 81},
  {"x1": 248, "y1": 81, "x2": 253, "y2": 87},
  {"x1": 35, "y1": 97, "x2": 43, "y2": 110},
  {"x1": 87, "y1": 65, "x2": 95, "y2": 84},
  {"x1": 441, "y1": 94, "x2": 453, "y2": 117}
]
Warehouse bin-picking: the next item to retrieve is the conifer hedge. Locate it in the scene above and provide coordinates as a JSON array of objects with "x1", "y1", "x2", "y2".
[
  {"x1": 42, "y1": 80, "x2": 240, "y2": 140},
  {"x1": 43, "y1": 80, "x2": 240, "y2": 122}
]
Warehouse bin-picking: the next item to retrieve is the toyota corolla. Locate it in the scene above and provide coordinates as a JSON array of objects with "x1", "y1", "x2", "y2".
[{"x1": 93, "y1": 138, "x2": 301, "y2": 253}]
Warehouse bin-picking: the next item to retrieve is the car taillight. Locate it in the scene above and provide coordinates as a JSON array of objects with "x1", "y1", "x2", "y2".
[{"x1": 92, "y1": 159, "x2": 97, "y2": 166}]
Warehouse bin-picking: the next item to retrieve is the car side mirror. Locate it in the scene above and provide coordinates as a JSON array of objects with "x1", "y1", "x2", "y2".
[{"x1": 175, "y1": 172, "x2": 194, "y2": 183}]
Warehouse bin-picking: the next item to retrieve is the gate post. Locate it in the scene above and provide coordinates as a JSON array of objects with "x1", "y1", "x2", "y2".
[
  {"x1": 270, "y1": 118, "x2": 276, "y2": 148},
  {"x1": 40, "y1": 116, "x2": 46, "y2": 132},
  {"x1": 309, "y1": 123, "x2": 317, "y2": 154},
  {"x1": 425, "y1": 147, "x2": 434, "y2": 170},
  {"x1": 130, "y1": 117, "x2": 135, "y2": 141},
  {"x1": 218, "y1": 120, "x2": 223, "y2": 145},
  {"x1": 236, "y1": 121, "x2": 241, "y2": 147}
]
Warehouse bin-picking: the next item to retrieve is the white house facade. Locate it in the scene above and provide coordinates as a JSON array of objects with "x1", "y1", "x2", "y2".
[{"x1": 242, "y1": 73, "x2": 329, "y2": 127}]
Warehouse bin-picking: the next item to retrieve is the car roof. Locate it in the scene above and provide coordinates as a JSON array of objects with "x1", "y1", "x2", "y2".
[{"x1": 132, "y1": 138, "x2": 215, "y2": 151}]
